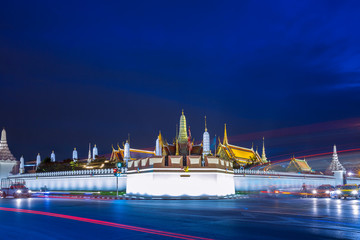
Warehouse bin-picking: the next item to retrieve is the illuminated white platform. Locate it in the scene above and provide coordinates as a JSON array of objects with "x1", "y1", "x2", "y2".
[{"x1": 126, "y1": 156, "x2": 235, "y2": 197}]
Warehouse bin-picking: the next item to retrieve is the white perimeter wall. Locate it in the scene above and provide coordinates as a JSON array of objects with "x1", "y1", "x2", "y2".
[
  {"x1": 235, "y1": 174, "x2": 353, "y2": 191},
  {"x1": 10, "y1": 174, "x2": 127, "y2": 191},
  {"x1": 9, "y1": 172, "x2": 360, "y2": 193},
  {"x1": 127, "y1": 171, "x2": 235, "y2": 197}
]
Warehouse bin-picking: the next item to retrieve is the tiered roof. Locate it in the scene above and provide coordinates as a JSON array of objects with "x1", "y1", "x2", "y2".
[{"x1": 216, "y1": 124, "x2": 266, "y2": 166}]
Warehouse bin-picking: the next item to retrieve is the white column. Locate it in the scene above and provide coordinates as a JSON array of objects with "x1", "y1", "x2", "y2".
[
  {"x1": 51, "y1": 150, "x2": 56, "y2": 162},
  {"x1": 92, "y1": 144, "x2": 98, "y2": 159},
  {"x1": 20, "y1": 156, "x2": 25, "y2": 174},
  {"x1": 124, "y1": 141, "x2": 130, "y2": 166},
  {"x1": 203, "y1": 131, "x2": 210, "y2": 157},
  {"x1": 36, "y1": 153, "x2": 41, "y2": 168},
  {"x1": 73, "y1": 148, "x2": 78, "y2": 162},
  {"x1": 155, "y1": 137, "x2": 161, "y2": 156}
]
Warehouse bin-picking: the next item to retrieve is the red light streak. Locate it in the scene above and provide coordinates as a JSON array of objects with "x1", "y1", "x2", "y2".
[
  {"x1": 0, "y1": 207, "x2": 212, "y2": 240},
  {"x1": 272, "y1": 147, "x2": 360, "y2": 164}
]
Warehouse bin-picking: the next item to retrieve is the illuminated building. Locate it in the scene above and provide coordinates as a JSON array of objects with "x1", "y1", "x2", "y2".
[
  {"x1": 126, "y1": 111, "x2": 235, "y2": 197},
  {"x1": 216, "y1": 124, "x2": 267, "y2": 166}
]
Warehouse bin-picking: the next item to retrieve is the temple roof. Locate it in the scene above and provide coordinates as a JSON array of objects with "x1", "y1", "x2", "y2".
[{"x1": 287, "y1": 157, "x2": 313, "y2": 173}]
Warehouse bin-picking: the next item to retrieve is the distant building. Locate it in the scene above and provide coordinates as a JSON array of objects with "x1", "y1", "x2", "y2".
[{"x1": 287, "y1": 157, "x2": 313, "y2": 173}]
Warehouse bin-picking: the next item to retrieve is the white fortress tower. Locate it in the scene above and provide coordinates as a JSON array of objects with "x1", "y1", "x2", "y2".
[
  {"x1": 202, "y1": 116, "x2": 210, "y2": 157},
  {"x1": 72, "y1": 148, "x2": 78, "y2": 162},
  {"x1": 0, "y1": 128, "x2": 18, "y2": 178},
  {"x1": 51, "y1": 150, "x2": 56, "y2": 162}
]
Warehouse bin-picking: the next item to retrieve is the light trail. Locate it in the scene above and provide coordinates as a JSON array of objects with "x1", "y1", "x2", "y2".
[
  {"x1": 251, "y1": 147, "x2": 360, "y2": 170},
  {"x1": 0, "y1": 207, "x2": 213, "y2": 240}
]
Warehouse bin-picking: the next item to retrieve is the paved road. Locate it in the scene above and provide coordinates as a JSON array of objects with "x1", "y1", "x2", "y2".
[{"x1": 0, "y1": 196, "x2": 359, "y2": 239}]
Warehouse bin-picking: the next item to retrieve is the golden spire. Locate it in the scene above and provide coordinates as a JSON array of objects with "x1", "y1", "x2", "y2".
[
  {"x1": 176, "y1": 138, "x2": 179, "y2": 155},
  {"x1": 223, "y1": 124, "x2": 228, "y2": 145},
  {"x1": 204, "y1": 116, "x2": 207, "y2": 132},
  {"x1": 262, "y1": 137, "x2": 267, "y2": 163}
]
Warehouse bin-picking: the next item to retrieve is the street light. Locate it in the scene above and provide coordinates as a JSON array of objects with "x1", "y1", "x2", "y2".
[{"x1": 114, "y1": 162, "x2": 124, "y2": 198}]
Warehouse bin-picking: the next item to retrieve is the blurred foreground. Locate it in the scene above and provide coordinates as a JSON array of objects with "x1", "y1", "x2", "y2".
[{"x1": 1, "y1": 194, "x2": 360, "y2": 239}]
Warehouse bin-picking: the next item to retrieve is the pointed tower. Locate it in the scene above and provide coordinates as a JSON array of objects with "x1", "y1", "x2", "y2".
[
  {"x1": 261, "y1": 137, "x2": 268, "y2": 163},
  {"x1": 0, "y1": 128, "x2": 16, "y2": 161},
  {"x1": 51, "y1": 150, "x2": 56, "y2": 162},
  {"x1": 20, "y1": 156, "x2": 25, "y2": 174},
  {"x1": 92, "y1": 144, "x2": 98, "y2": 159},
  {"x1": 327, "y1": 145, "x2": 346, "y2": 172},
  {"x1": 72, "y1": 148, "x2": 78, "y2": 162},
  {"x1": 36, "y1": 153, "x2": 41, "y2": 168},
  {"x1": 124, "y1": 140, "x2": 130, "y2": 166},
  {"x1": 202, "y1": 116, "x2": 210, "y2": 157},
  {"x1": 0, "y1": 128, "x2": 17, "y2": 178},
  {"x1": 223, "y1": 124, "x2": 228, "y2": 145},
  {"x1": 87, "y1": 143, "x2": 92, "y2": 163},
  {"x1": 178, "y1": 110, "x2": 188, "y2": 144}
]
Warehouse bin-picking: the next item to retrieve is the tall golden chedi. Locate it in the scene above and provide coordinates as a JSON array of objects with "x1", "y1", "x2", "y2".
[{"x1": 178, "y1": 110, "x2": 188, "y2": 144}]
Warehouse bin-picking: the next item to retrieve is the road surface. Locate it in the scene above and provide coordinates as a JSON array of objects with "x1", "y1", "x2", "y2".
[{"x1": 0, "y1": 196, "x2": 359, "y2": 239}]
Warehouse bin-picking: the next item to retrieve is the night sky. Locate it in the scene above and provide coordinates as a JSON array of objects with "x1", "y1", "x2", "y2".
[{"x1": 1, "y1": 1, "x2": 360, "y2": 163}]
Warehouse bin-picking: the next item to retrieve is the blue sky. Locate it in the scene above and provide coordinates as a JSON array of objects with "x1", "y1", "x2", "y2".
[{"x1": 1, "y1": 0, "x2": 360, "y2": 161}]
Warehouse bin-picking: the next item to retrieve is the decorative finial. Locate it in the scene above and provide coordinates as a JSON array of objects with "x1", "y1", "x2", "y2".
[{"x1": 182, "y1": 109, "x2": 184, "y2": 115}]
